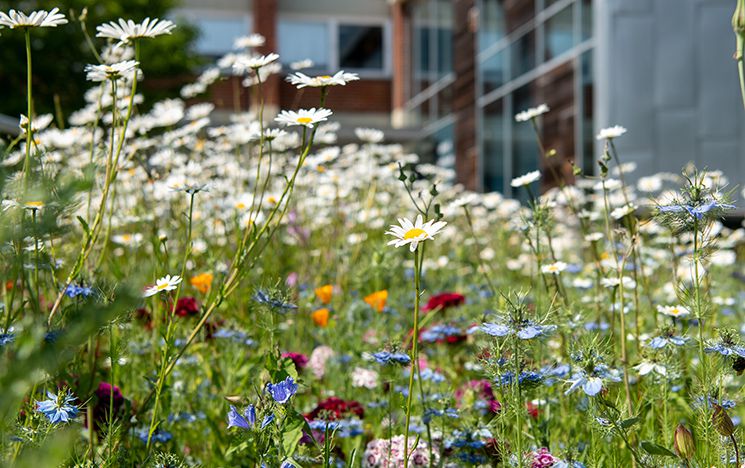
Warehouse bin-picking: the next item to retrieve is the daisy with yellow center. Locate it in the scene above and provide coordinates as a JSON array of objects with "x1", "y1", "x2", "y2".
[
  {"x1": 143, "y1": 274, "x2": 182, "y2": 297},
  {"x1": 274, "y1": 108, "x2": 332, "y2": 128},
  {"x1": 24, "y1": 201, "x2": 44, "y2": 210},
  {"x1": 285, "y1": 70, "x2": 359, "y2": 88},
  {"x1": 541, "y1": 261, "x2": 567, "y2": 275},
  {"x1": 657, "y1": 305, "x2": 691, "y2": 318},
  {"x1": 386, "y1": 215, "x2": 447, "y2": 252}
]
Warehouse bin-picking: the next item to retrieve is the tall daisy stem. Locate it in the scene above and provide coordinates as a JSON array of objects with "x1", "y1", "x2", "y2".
[{"x1": 403, "y1": 246, "x2": 423, "y2": 468}]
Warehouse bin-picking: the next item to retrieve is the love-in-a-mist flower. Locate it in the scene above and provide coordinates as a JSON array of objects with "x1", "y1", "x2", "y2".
[
  {"x1": 286, "y1": 70, "x2": 359, "y2": 88},
  {"x1": 634, "y1": 361, "x2": 667, "y2": 376},
  {"x1": 511, "y1": 170, "x2": 541, "y2": 188},
  {"x1": 266, "y1": 376, "x2": 298, "y2": 404},
  {"x1": 514, "y1": 104, "x2": 549, "y2": 122},
  {"x1": 596, "y1": 125, "x2": 627, "y2": 140},
  {"x1": 0, "y1": 8, "x2": 67, "y2": 28},
  {"x1": 143, "y1": 275, "x2": 182, "y2": 297},
  {"x1": 96, "y1": 17, "x2": 176, "y2": 45},
  {"x1": 386, "y1": 215, "x2": 447, "y2": 252},
  {"x1": 36, "y1": 390, "x2": 78, "y2": 424},
  {"x1": 274, "y1": 108, "x2": 333, "y2": 128}
]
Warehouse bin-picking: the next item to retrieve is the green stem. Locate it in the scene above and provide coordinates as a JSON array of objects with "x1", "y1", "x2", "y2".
[{"x1": 403, "y1": 246, "x2": 423, "y2": 468}]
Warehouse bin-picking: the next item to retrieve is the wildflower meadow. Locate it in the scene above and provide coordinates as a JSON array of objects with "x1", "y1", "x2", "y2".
[{"x1": 2, "y1": 5, "x2": 745, "y2": 468}]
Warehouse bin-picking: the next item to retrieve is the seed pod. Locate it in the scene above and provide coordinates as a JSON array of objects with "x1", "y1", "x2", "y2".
[
  {"x1": 712, "y1": 404, "x2": 735, "y2": 437},
  {"x1": 673, "y1": 423, "x2": 695, "y2": 460}
]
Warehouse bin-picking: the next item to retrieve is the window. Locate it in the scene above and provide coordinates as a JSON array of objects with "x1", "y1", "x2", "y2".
[
  {"x1": 544, "y1": 6, "x2": 574, "y2": 61},
  {"x1": 278, "y1": 20, "x2": 330, "y2": 69},
  {"x1": 338, "y1": 25, "x2": 384, "y2": 70},
  {"x1": 178, "y1": 12, "x2": 251, "y2": 56}
]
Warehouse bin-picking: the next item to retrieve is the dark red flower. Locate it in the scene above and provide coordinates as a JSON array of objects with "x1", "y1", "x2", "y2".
[
  {"x1": 526, "y1": 401, "x2": 540, "y2": 419},
  {"x1": 174, "y1": 296, "x2": 199, "y2": 317},
  {"x1": 307, "y1": 396, "x2": 364, "y2": 420},
  {"x1": 92, "y1": 382, "x2": 126, "y2": 431},
  {"x1": 455, "y1": 379, "x2": 501, "y2": 414},
  {"x1": 135, "y1": 307, "x2": 153, "y2": 329},
  {"x1": 422, "y1": 292, "x2": 465, "y2": 312},
  {"x1": 282, "y1": 352, "x2": 309, "y2": 371}
]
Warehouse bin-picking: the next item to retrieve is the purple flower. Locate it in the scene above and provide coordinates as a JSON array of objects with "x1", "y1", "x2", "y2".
[
  {"x1": 266, "y1": 376, "x2": 298, "y2": 404},
  {"x1": 227, "y1": 405, "x2": 256, "y2": 429}
]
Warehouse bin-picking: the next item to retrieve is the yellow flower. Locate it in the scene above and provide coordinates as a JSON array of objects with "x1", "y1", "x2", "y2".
[
  {"x1": 311, "y1": 308, "x2": 330, "y2": 327},
  {"x1": 190, "y1": 272, "x2": 214, "y2": 294},
  {"x1": 364, "y1": 290, "x2": 388, "y2": 313},
  {"x1": 315, "y1": 284, "x2": 334, "y2": 304}
]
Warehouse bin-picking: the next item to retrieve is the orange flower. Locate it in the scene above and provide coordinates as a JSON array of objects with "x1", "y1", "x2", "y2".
[
  {"x1": 314, "y1": 284, "x2": 334, "y2": 304},
  {"x1": 190, "y1": 272, "x2": 214, "y2": 294},
  {"x1": 364, "y1": 290, "x2": 388, "y2": 312},
  {"x1": 311, "y1": 308, "x2": 330, "y2": 327}
]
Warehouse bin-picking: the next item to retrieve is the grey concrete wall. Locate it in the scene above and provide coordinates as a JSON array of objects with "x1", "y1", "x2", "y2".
[{"x1": 594, "y1": 0, "x2": 745, "y2": 187}]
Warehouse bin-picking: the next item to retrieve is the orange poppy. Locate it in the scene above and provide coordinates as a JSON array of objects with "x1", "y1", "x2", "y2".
[
  {"x1": 314, "y1": 284, "x2": 334, "y2": 304},
  {"x1": 364, "y1": 290, "x2": 388, "y2": 312},
  {"x1": 311, "y1": 308, "x2": 330, "y2": 327},
  {"x1": 190, "y1": 272, "x2": 214, "y2": 294}
]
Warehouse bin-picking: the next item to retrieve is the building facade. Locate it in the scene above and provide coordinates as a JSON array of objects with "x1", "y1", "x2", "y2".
[{"x1": 176, "y1": 0, "x2": 745, "y2": 193}]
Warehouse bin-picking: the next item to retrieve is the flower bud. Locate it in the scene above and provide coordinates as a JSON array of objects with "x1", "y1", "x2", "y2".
[
  {"x1": 673, "y1": 423, "x2": 695, "y2": 460},
  {"x1": 712, "y1": 404, "x2": 735, "y2": 437}
]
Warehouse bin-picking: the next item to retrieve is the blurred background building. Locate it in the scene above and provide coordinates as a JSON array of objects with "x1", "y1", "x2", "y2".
[{"x1": 155, "y1": 0, "x2": 745, "y2": 193}]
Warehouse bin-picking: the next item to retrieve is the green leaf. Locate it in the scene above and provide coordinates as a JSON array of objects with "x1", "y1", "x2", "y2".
[
  {"x1": 620, "y1": 417, "x2": 639, "y2": 428},
  {"x1": 282, "y1": 409, "x2": 306, "y2": 457},
  {"x1": 76, "y1": 216, "x2": 90, "y2": 236},
  {"x1": 641, "y1": 441, "x2": 676, "y2": 457}
]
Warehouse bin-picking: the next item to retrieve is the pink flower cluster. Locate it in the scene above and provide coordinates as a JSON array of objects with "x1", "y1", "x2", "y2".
[
  {"x1": 362, "y1": 435, "x2": 439, "y2": 468},
  {"x1": 530, "y1": 447, "x2": 558, "y2": 467}
]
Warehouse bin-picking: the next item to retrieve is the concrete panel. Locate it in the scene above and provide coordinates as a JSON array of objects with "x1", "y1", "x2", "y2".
[
  {"x1": 699, "y1": 139, "x2": 741, "y2": 177},
  {"x1": 654, "y1": 0, "x2": 695, "y2": 109},
  {"x1": 656, "y1": 110, "x2": 697, "y2": 173},
  {"x1": 609, "y1": 0, "x2": 652, "y2": 15}
]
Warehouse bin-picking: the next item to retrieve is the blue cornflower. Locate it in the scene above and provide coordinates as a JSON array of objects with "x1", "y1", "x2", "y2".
[
  {"x1": 227, "y1": 404, "x2": 256, "y2": 429},
  {"x1": 647, "y1": 334, "x2": 687, "y2": 349},
  {"x1": 480, "y1": 321, "x2": 556, "y2": 340},
  {"x1": 372, "y1": 351, "x2": 411, "y2": 366},
  {"x1": 266, "y1": 376, "x2": 298, "y2": 404},
  {"x1": 64, "y1": 284, "x2": 94, "y2": 298},
  {"x1": 253, "y1": 290, "x2": 297, "y2": 311},
  {"x1": 658, "y1": 200, "x2": 736, "y2": 219},
  {"x1": 36, "y1": 390, "x2": 78, "y2": 424}
]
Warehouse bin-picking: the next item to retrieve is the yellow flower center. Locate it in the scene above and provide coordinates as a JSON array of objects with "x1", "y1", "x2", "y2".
[
  {"x1": 121, "y1": 234, "x2": 132, "y2": 241},
  {"x1": 236, "y1": 202, "x2": 246, "y2": 210},
  {"x1": 319, "y1": 75, "x2": 332, "y2": 79},
  {"x1": 404, "y1": 228, "x2": 427, "y2": 239},
  {"x1": 25, "y1": 201, "x2": 43, "y2": 208},
  {"x1": 296, "y1": 117, "x2": 313, "y2": 124}
]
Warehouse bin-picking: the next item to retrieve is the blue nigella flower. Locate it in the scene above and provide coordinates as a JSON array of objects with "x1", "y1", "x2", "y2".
[
  {"x1": 134, "y1": 427, "x2": 173, "y2": 444},
  {"x1": 704, "y1": 341, "x2": 745, "y2": 357},
  {"x1": 0, "y1": 332, "x2": 15, "y2": 347},
  {"x1": 266, "y1": 376, "x2": 298, "y2": 404},
  {"x1": 227, "y1": 404, "x2": 256, "y2": 429},
  {"x1": 647, "y1": 335, "x2": 687, "y2": 349},
  {"x1": 481, "y1": 321, "x2": 556, "y2": 340},
  {"x1": 372, "y1": 351, "x2": 411, "y2": 366},
  {"x1": 658, "y1": 200, "x2": 736, "y2": 219},
  {"x1": 36, "y1": 390, "x2": 78, "y2": 424},
  {"x1": 64, "y1": 284, "x2": 94, "y2": 298},
  {"x1": 565, "y1": 365, "x2": 621, "y2": 397},
  {"x1": 253, "y1": 290, "x2": 298, "y2": 311}
]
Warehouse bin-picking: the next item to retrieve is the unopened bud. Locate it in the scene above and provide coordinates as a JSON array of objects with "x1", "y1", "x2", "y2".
[
  {"x1": 712, "y1": 404, "x2": 735, "y2": 437},
  {"x1": 733, "y1": 0, "x2": 745, "y2": 35},
  {"x1": 673, "y1": 423, "x2": 695, "y2": 460}
]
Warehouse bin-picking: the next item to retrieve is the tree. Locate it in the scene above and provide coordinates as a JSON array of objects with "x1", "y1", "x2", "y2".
[{"x1": 0, "y1": 0, "x2": 201, "y2": 121}]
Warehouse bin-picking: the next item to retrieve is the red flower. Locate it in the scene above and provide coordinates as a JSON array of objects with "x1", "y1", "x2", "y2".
[
  {"x1": 282, "y1": 352, "x2": 309, "y2": 371},
  {"x1": 307, "y1": 396, "x2": 364, "y2": 420},
  {"x1": 526, "y1": 401, "x2": 540, "y2": 419},
  {"x1": 92, "y1": 382, "x2": 126, "y2": 431},
  {"x1": 174, "y1": 296, "x2": 199, "y2": 317},
  {"x1": 422, "y1": 292, "x2": 465, "y2": 312}
]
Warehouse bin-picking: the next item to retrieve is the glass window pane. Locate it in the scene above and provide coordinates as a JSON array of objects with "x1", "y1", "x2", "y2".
[
  {"x1": 510, "y1": 31, "x2": 535, "y2": 79},
  {"x1": 481, "y1": 49, "x2": 506, "y2": 94},
  {"x1": 582, "y1": 0, "x2": 593, "y2": 41},
  {"x1": 193, "y1": 17, "x2": 250, "y2": 56},
  {"x1": 479, "y1": 0, "x2": 506, "y2": 52},
  {"x1": 338, "y1": 25, "x2": 384, "y2": 70},
  {"x1": 435, "y1": 0, "x2": 453, "y2": 75},
  {"x1": 482, "y1": 99, "x2": 505, "y2": 192},
  {"x1": 544, "y1": 6, "x2": 575, "y2": 61},
  {"x1": 278, "y1": 20, "x2": 329, "y2": 69}
]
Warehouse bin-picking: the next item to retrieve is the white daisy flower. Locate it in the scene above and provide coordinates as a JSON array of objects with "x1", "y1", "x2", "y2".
[
  {"x1": 514, "y1": 104, "x2": 549, "y2": 122},
  {"x1": 274, "y1": 108, "x2": 332, "y2": 128},
  {"x1": 19, "y1": 114, "x2": 53, "y2": 135},
  {"x1": 290, "y1": 59, "x2": 314, "y2": 70},
  {"x1": 233, "y1": 33, "x2": 265, "y2": 49},
  {"x1": 510, "y1": 170, "x2": 541, "y2": 188},
  {"x1": 355, "y1": 127, "x2": 384, "y2": 144},
  {"x1": 285, "y1": 70, "x2": 359, "y2": 88},
  {"x1": 386, "y1": 215, "x2": 447, "y2": 252},
  {"x1": 96, "y1": 17, "x2": 176, "y2": 45},
  {"x1": 0, "y1": 8, "x2": 67, "y2": 28},
  {"x1": 656, "y1": 305, "x2": 690, "y2": 318},
  {"x1": 143, "y1": 274, "x2": 182, "y2": 297},
  {"x1": 233, "y1": 53, "x2": 280, "y2": 73},
  {"x1": 610, "y1": 204, "x2": 636, "y2": 220},
  {"x1": 112, "y1": 233, "x2": 144, "y2": 247},
  {"x1": 596, "y1": 125, "x2": 627, "y2": 140},
  {"x1": 541, "y1": 261, "x2": 567, "y2": 275},
  {"x1": 84, "y1": 60, "x2": 140, "y2": 82}
]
